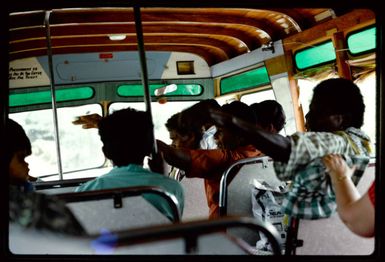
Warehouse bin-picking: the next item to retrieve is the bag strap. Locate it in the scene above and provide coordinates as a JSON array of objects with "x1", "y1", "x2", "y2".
[{"x1": 333, "y1": 131, "x2": 361, "y2": 155}]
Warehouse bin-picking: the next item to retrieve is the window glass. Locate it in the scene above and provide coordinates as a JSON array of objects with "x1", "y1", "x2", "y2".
[
  {"x1": 240, "y1": 89, "x2": 287, "y2": 136},
  {"x1": 9, "y1": 104, "x2": 105, "y2": 180},
  {"x1": 347, "y1": 27, "x2": 376, "y2": 55},
  {"x1": 117, "y1": 84, "x2": 202, "y2": 97},
  {"x1": 220, "y1": 67, "x2": 270, "y2": 95},
  {"x1": 9, "y1": 87, "x2": 94, "y2": 107},
  {"x1": 298, "y1": 75, "x2": 376, "y2": 157},
  {"x1": 109, "y1": 101, "x2": 198, "y2": 144},
  {"x1": 240, "y1": 89, "x2": 276, "y2": 105},
  {"x1": 294, "y1": 41, "x2": 336, "y2": 70},
  {"x1": 355, "y1": 73, "x2": 376, "y2": 155}
]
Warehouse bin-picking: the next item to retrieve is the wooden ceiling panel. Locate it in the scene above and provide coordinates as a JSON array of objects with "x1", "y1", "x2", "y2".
[{"x1": 9, "y1": 7, "x2": 352, "y2": 65}]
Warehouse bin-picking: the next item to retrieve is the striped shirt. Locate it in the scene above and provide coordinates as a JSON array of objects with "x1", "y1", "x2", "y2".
[{"x1": 273, "y1": 127, "x2": 371, "y2": 219}]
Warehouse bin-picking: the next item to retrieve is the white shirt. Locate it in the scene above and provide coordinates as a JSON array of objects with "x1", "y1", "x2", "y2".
[{"x1": 199, "y1": 125, "x2": 218, "y2": 150}]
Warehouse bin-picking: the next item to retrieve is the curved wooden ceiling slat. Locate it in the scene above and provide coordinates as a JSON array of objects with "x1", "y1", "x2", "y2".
[
  {"x1": 9, "y1": 7, "x2": 347, "y2": 65},
  {"x1": 270, "y1": 8, "x2": 328, "y2": 30},
  {"x1": 46, "y1": 8, "x2": 298, "y2": 40},
  {"x1": 10, "y1": 34, "x2": 247, "y2": 59},
  {"x1": 10, "y1": 23, "x2": 264, "y2": 50}
]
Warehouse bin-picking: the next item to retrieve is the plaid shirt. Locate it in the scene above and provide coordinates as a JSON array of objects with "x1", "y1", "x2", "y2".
[{"x1": 274, "y1": 127, "x2": 371, "y2": 219}]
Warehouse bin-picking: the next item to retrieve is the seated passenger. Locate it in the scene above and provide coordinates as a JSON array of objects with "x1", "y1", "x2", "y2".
[
  {"x1": 156, "y1": 101, "x2": 262, "y2": 219},
  {"x1": 182, "y1": 99, "x2": 221, "y2": 150},
  {"x1": 6, "y1": 119, "x2": 35, "y2": 192},
  {"x1": 322, "y1": 154, "x2": 374, "y2": 237},
  {"x1": 210, "y1": 78, "x2": 372, "y2": 219},
  {"x1": 165, "y1": 99, "x2": 221, "y2": 180},
  {"x1": 166, "y1": 111, "x2": 200, "y2": 150},
  {"x1": 164, "y1": 112, "x2": 194, "y2": 181},
  {"x1": 74, "y1": 108, "x2": 184, "y2": 221},
  {"x1": 6, "y1": 118, "x2": 85, "y2": 235}
]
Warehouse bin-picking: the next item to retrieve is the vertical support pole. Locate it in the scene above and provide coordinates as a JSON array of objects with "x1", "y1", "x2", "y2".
[
  {"x1": 44, "y1": 11, "x2": 63, "y2": 180},
  {"x1": 285, "y1": 51, "x2": 305, "y2": 132},
  {"x1": 133, "y1": 6, "x2": 157, "y2": 153},
  {"x1": 332, "y1": 31, "x2": 352, "y2": 80}
]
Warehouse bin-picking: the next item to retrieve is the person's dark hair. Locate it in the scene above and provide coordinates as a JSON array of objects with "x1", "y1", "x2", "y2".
[
  {"x1": 251, "y1": 100, "x2": 286, "y2": 132},
  {"x1": 165, "y1": 99, "x2": 221, "y2": 149},
  {"x1": 222, "y1": 101, "x2": 257, "y2": 124},
  {"x1": 183, "y1": 99, "x2": 221, "y2": 129},
  {"x1": 165, "y1": 112, "x2": 190, "y2": 136},
  {"x1": 312, "y1": 78, "x2": 365, "y2": 128},
  {"x1": 186, "y1": 99, "x2": 221, "y2": 119},
  {"x1": 5, "y1": 119, "x2": 31, "y2": 166},
  {"x1": 218, "y1": 101, "x2": 257, "y2": 147},
  {"x1": 98, "y1": 108, "x2": 153, "y2": 166}
]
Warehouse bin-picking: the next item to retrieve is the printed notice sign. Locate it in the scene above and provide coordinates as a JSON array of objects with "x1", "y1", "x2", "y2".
[{"x1": 9, "y1": 57, "x2": 50, "y2": 88}]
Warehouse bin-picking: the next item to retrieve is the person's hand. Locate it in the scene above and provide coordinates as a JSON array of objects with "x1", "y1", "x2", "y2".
[
  {"x1": 322, "y1": 154, "x2": 356, "y2": 182},
  {"x1": 148, "y1": 140, "x2": 168, "y2": 174},
  {"x1": 72, "y1": 113, "x2": 102, "y2": 129},
  {"x1": 148, "y1": 151, "x2": 168, "y2": 175}
]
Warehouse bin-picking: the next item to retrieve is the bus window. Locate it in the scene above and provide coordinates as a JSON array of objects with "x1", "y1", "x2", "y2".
[
  {"x1": 9, "y1": 104, "x2": 105, "y2": 181},
  {"x1": 240, "y1": 89, "x2": 276, "y2": 105},
  {"x1": 240, "y1": 89, "x2": 289, "y2": 136},
  {"x1": 298, "y1": 74, "x2": 376, "y2": 157},
  {"x1": 109, "y1": 101, "x2": 198, "y2": 144},
  {"x1": 356, "y1": 72, "x2": 376, "y2": 155}
]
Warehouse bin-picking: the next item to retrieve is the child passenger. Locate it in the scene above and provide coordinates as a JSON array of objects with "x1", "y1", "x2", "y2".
[
  {"x1": 6, "y1": 118, "x2": 35, "y2": 192},
  {"x1": 6, "y1": 118, "x2": 85, "y2": 235}
]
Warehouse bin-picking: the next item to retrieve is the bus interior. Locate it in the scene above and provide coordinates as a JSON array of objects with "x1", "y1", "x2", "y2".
[{"x1": 4, "y1": 1, "x2": 383, "y2": 258}]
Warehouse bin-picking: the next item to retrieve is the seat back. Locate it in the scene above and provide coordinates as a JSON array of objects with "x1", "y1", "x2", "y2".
[
  {"x1": 219, "y1": 156, "x2": 283, "y2": 246},
  {"x1": 55, "y1": 186, "x2": 180, "y2": 235},
  {"x1": 98, "y1": 216, "x2": 283, "y2": 255}
]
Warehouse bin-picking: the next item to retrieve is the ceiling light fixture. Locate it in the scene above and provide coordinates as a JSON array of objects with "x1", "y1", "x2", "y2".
[{"x1": 108, "y1": 34, "x2": 126, "y2": 41}]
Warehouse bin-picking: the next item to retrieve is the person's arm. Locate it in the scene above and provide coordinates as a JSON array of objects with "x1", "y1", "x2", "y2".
[
  {"x1": 156, "y1": 140, "x2": 192, "y2": 171},
  {"x1": 72, "y1": 113, "x2": 102, "y2": 128},
  {"x1": 322, "y1": 154, "x2": 374, "y2": 237},
  {"x1": 209, "y1": 109, "x2": 291, "y2": 162}
]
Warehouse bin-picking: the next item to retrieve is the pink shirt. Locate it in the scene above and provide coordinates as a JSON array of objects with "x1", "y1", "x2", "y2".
[{"x1": 368, "y1": 182, "x2": 375, "y2": 206}]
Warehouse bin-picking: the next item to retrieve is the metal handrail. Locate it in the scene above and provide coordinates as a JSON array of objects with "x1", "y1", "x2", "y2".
[
  {"x1": 55, "y1": 185, "x2": 181, "y2": 222},
  {"x1": 94, "y1": 216, "x2": 282, "y2": 255}
]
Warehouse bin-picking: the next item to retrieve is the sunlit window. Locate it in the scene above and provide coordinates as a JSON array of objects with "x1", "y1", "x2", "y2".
[
  {"x1": 109, "y1": 101, "x2": 198, "y2": 144},
  {"x1": 298, "y1": 74, "x2": 376, "y2": 157},
  {"x1": 240, "y1": 89, "x2": 276, "y2": 105},
  {"x1": 10, "y1": 104, "x2": 105, "y2": 180}
]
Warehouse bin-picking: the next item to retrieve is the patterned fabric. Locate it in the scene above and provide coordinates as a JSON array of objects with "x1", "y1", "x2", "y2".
[
  {"x1": 274, "y1": 127, "x2": 371, "y2": 219},
  {"x1": 368, "y1": 182, "x2": 375, "y2": 206},
  {"x1": 9, "y1": 186, "x2": 85, "y2": 236},
  {"x1": 75, "y1": 164, "x2": 184, "y2": 221},
  {"x1": 168, "y1": 167, "x2": 185, "y2": 181}
]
